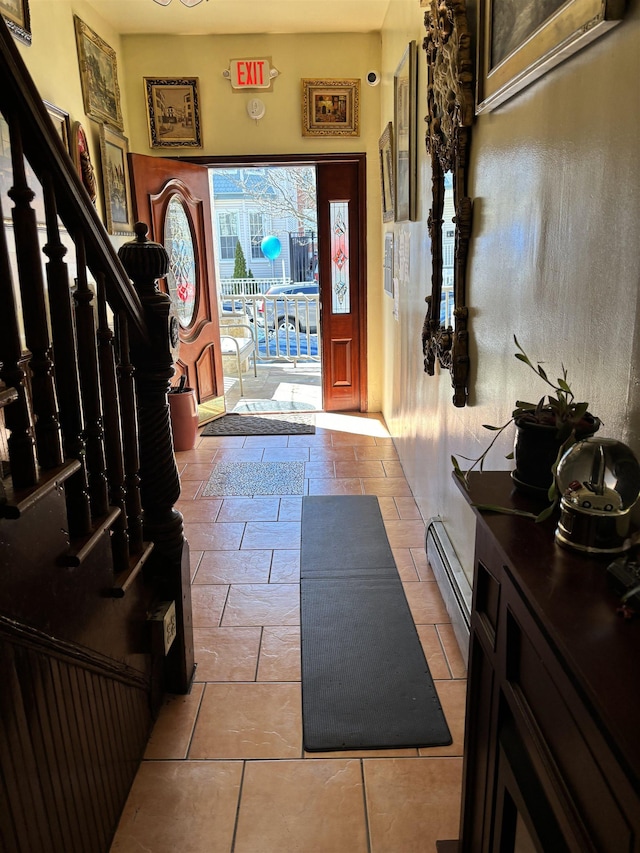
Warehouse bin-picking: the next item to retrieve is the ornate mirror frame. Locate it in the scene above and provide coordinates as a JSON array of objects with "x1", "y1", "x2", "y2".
[{"x1": 421, "y1": 0, "x2": 473, "y2": 407}]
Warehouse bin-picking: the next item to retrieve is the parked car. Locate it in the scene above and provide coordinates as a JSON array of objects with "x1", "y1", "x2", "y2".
[{"x1": 258, "y1": 282, "x2": 319, "y2": 333}]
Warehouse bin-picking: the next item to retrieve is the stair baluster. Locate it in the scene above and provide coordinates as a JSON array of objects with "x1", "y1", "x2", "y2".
[
  {"x1": 7, "y1": 114, "x2": 63, "y2": 470},
  {"x1": 116, "y1": 312, "x2": 144, "y2": 556},
  {"x1": 73, "y1": 233, "x2": 109, "y2": 519},
  {"x1": 41, "y1": 174, "x2": 92, "y2": 536},
  {"x1": 96, "y1": 273, "x2": 130, "y2": 570},
  {"x1": 0, "y1": 190, "x2": 37, "y2": 490}
]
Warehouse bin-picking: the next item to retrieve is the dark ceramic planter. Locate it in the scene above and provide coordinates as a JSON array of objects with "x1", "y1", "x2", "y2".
[{"x1": 512, "y1": 414, "x2": 600, "y2": 495}]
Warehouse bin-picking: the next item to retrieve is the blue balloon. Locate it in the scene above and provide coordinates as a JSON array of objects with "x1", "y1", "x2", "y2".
[{"x1": 261, "y1": 235, "x2": 281, "y2": 260}]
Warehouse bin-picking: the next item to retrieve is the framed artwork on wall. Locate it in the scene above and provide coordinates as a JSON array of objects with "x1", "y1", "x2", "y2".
[
  {"x1": 394, "y1": 41, "x2": 417, "y2": 222},
  {"x1": 144, "y1": 77, "x2": 202, "y2": 148},
  {"x1": 378, "y1": 122, "x2": 395, "y2": 223},
  {"x1": 301, "y1": 79, "x2": 360, "y2": 137},
  {"x1": 74, "y1": 16, "x2": 123, "y2": 130},
  {"x1": 99, "y1": 124, "x2": 133, "y2": 235},
  {"x1": 0, "y1": 0, "x2": 31, "y2": 45},
  {"x1": 44, "y1": 101, "x2": 71, "y2": 156},
  {"x1": 477, "y1": 0, "x2": 626, "y2": 113},
  {"x1": 71, "y1": 121, "x2": 97, "y2": 204}
]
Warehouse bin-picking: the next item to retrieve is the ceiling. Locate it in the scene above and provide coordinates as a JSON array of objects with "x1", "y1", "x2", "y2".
[{"x1": 84, "y1": 0, "x2": 393, "y2": 36}]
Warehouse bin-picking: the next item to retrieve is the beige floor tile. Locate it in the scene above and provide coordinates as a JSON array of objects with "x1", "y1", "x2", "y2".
[
  {"x1": 392, "y1": 548, "x2": 420, "y2": 581},
  {"x1": 194, "y1": 549, "x2": 272, "y2": 584},
  {"x1": 197, "y1": 435, "x2": 245, "y2": 448},
  {"x1": 242, "y1": 434, "x2": 290, "y2": 447},
  {"x1": 144, "y1": 684, "x2": 204, "y2": 760},
  {"x1": 221, "y1": 583, "x2": 299, "y2": 626},
  {"x1": 304, "y1": 747, "x2": 418, "y2": 759},
  {"x1": 262, "y1": 446, "x2": 311, "y2": 462},
  {"x1": 189, "y1": 682, "x2": 302, "y2": 759},
  {"x1": 403, "y1": 581, "x2": 450, "y2": 624},
  {"x1": 354, "y1": 445, "x2": 399, "y2": 460},
  {"x1": 241, "y1": 520, "x2": 301, "y2": 550},
  {"x1": 110, "y1": 761, "x2": 242, "y2": 853},
  {"x1": 193, "y1": 626, "x2": 261, "y2": 681},
  {"x1": 278, "y1": 497, "x2": 303, "y2": 520},
  {"x1": 176, "y1": 499, "x2": 222, "y2": 522},
  {"x1": 178, "y1": 479, "x2": 203, "y2": 500},
  {"x1": 257, "y1": 626, "x2": 301, "y2": 681},
  {"x1": 330, "y1": 432, "x2": 377, "y2": 446},
  {"x1": 189, "y1": 550, "x2": 203, "y2": 582},
  {"x1": 413, "y1": 547, "x2": 435, "y2": 580},
  {"x1": 363, "y1": 477, "x2": 414, "y2": 497},
  {"x1": 174, "y1": 447, "x2": 219, "y2": 463},
  {"x1": 216, "y1": 497, "x2": 280, "y2": 522},
  {"x1": 213, "y1": 447, "x2": 266, "y2": 462},
  {"x1": 191, "y1": 584, "x2": 229, "y2": 627},
  {"x1": 304, "y1": 460, "x2": 336, "y2": 478},
  {"x1": 394, "y1": 496, "x2": 422, "y2": 518},
  {"x1": 334, "y1": 459, "x2": 386, "y2": 478},
  {"x1": 437, "y1": 624, "x2": 468, "y2": 679},
  {"x1": 308, "y1": 446, "x2": 356, "y2": 462},
  {"x1": 180, "y1": 462, "x2": 218, "y2": 481},
  {"x1": 234, "y1": 759, "x2": 368, "y2": 853},
  {"x1": 382, "y1": 460, "x2": 406, "y2": 478},
  {"x1": 377, "y1": 496, "x2": 401, "y2": 519},
  {"x1": 307, "y1": 477, "x2": 363, "y2": 495},
  {"x1": 183, "y1": 521, "x2": 245, "y2": 551},
  {"x1": 364, "y1": 757, "x2": 463, "y2": 853},
  {"x1": 418, "y1": 680, "x2": 467, "y2": 757},
  {"x1": 416, "y1": 625, "x2": 452, "y2": 680},
  {"x1": 270, "y1": 549, "x2": 301, "y2": 582},
  {"x1": 383, "y1": 519, "x2": 426, "y2": 549}
]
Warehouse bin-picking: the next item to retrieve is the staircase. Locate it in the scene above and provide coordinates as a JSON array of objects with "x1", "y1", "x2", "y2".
[{"x1": 0, "y1": 16, "x2": 193, "y2": 853}]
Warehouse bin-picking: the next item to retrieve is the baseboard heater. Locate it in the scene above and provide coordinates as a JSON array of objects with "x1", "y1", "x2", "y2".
[{"x1": 426, "y1": 518, "x2": 471, "y2": 666}]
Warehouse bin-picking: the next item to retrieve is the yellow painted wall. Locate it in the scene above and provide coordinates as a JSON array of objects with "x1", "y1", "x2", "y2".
[{"x1": 380, "y1": 0, "x2": 640, "y2": 578}]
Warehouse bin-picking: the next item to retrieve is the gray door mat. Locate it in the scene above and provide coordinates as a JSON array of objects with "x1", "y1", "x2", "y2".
[
  {"x1": 300, "y1": 495, "x2": 452, "y2": 751},
  {"x1": 201, "y1": 413, "x2": 315, "y2": 436}
]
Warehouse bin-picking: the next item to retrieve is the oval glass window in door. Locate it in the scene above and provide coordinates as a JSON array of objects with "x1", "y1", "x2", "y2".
[{"x1": 164, "y1": 194, "x2": 197, "y2": 327}]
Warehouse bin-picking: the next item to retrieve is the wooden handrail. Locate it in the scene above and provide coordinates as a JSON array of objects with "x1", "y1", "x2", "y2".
[{"x1": 0, "y1": 17, "x2": 148, "y2": 343}]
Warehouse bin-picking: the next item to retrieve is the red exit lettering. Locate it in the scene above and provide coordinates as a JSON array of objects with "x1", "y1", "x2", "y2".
[{"x1": 230, "y1": 59, "x2": 270, "y2": 89}]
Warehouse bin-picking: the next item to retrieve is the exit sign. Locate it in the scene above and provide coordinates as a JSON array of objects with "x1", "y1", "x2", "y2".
[{"x1": 226, "y1": 57, "x2": 278, "y2": 90}]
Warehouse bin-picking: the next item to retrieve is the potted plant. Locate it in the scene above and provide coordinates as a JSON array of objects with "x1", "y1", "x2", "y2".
[{"x1": 452, "y1": 336, "x2": 600, "y2": 521}]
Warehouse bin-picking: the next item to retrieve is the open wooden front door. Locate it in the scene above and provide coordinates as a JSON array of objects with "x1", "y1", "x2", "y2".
[
  {"x1": 129, "y1": 153, "x2": 225, "y2": 421},
  {"x1": 317, "y1": 159, "x2": 367, "y2": 412}
]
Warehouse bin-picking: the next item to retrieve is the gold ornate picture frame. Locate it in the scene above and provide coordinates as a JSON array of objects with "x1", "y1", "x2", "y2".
[
  {"x1": 394, "y1": 42, "x2": 418, "y2": 222},
  {"x1": 301, "y1": 79, "x2": 360, "y2": 137},
  {"x1": 99, "y1": 124, "x2": 133, "y2": 235},
  {"x1": 144, "y1": 78, "x2": 202, "y2": 148},
  {"x1": 44, "y1": 101, "x2": 71, "y2": 156},
  {"x1": 0, "y1": 0, "x2": 30, "y2": 45},
  {"x1": 477, "y1": 0, "x2": 626, "y2": 113},
  {"x1": 74, "y1": 16, "x2": 123, "y2": 131},
  {"x1": 378, "y1": 122, "x2": 395, "y2": 223}
]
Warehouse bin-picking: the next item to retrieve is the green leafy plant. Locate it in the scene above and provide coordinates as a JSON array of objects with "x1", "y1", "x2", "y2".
[{"x1": 452, "y1": 336, "x2": 598, "y2": 522}]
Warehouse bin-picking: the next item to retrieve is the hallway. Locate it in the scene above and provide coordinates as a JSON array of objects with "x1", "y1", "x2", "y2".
[{"x1": 110, "y1": 413, "x2": 466, "y2": 852}]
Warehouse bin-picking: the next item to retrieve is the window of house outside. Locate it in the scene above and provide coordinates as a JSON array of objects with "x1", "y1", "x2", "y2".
[
  {"x1": 249, "y1": 211, "x2": 265, "y2": 259},
  {"x1": 217, "y1": 211, "x2": 239, "y2": 260}
]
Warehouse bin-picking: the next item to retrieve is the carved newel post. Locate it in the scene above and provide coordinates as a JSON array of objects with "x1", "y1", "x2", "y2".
[{"x1": 118, "y1": 222, "x2": 194, "y2": 693}]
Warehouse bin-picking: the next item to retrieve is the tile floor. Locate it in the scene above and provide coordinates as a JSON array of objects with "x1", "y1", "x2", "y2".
[{"x1": 110, "y1": 411, "x2": 467, "y2": 853}]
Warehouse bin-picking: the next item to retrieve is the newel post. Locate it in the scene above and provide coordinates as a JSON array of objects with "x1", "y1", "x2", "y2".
[{"x1": 118, "y1": 222, "x2": 195, "y2": 693}]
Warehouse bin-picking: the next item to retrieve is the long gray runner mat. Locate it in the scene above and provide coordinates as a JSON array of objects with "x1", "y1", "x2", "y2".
[{"x1": 300, "y1": 495, "x2": 452, "y2": 751}]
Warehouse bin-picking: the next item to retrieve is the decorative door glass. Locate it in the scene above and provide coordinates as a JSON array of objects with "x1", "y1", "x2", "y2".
[
  {"x1": 330, "y1": 201, "x2": 349, "y2": 314},
  {"x1": 164, "y1": 194, "x2": 197, "y2": 327}
]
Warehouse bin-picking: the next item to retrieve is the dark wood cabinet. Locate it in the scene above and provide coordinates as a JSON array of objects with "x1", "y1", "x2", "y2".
[{"x1": 455, "y1": 472, "x2": 640, "y2": 853}]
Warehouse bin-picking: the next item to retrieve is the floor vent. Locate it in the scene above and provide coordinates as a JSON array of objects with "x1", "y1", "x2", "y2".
[{"x1": 426, "y1": 518, "x2": 471, "y2": 666}]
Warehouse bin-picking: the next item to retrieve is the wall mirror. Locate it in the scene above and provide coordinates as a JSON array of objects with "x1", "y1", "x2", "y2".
[{"x1": 422, "y1": 0, "x2": 473, "y2": 407}]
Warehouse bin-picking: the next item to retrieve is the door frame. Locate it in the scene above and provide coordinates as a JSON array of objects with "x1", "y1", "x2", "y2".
[{"x1": 186, "y1": 152, "x2": 368, "y2": 412}]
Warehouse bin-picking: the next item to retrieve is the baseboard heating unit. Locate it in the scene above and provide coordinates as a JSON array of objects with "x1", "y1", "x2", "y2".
[{"x1": 426, "y1": 518, "x2": 471, "y2": 666}]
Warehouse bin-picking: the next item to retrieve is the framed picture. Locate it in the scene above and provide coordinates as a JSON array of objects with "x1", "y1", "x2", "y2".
[
  {"x1": 378, "y1": 122, "x2": 395, "y2": 223},
  {"x1": 44, "y1": 101, "x2": 71, "y2": 155},
  {"x1": 394, "y1": 42, "x2": 417, "y2": 222},
  {"x1": 71, "y1": 121, "x2": 97, "y2": 204},
  {"x1": 477, "y1": 0, "x2": 626, "y2": 113},
  {"x1": 74, "y1": 16, "x2": 123, "y2": 130},
  {"x1": 99, "y1": 125, "x2": 133, "y2": 235},
  {"x1": 144, "y1": 78, "x2": 202, "y2": 148},
  {"x1": 301, "y1": 79, "x2": 360, "y2": 137},
  {"x1": 384, "y1": 232, "x2": 394, "y2": 296},
  {"x1": 0, "y1": 0, "x2": 31, "y2": 46}
]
